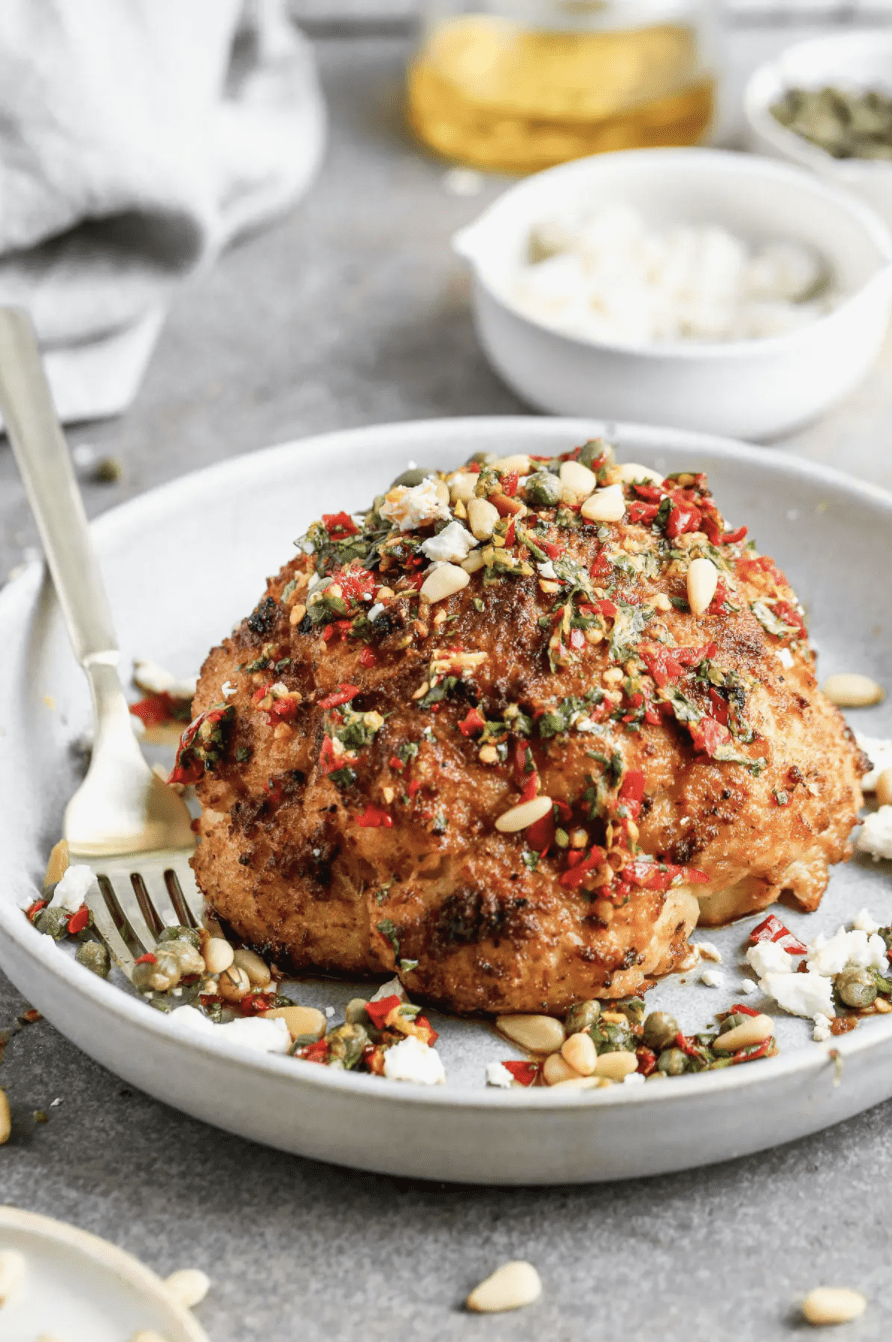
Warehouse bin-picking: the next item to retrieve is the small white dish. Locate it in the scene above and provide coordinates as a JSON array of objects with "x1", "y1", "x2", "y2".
[
  {"x1": 453, "y1": 147, "x2": 892, "y2": 440},
  {"x1": 745, "y1": 30, "x2": 892, "y2": 225},
  {"x1": 0, "y1": 1206, "x2": 208, "y2": 1342}
]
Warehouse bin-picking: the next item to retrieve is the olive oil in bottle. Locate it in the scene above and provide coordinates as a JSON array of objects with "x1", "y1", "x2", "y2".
[{"x1": 407, "y1": 2, "x2": 716, "y2": 173}]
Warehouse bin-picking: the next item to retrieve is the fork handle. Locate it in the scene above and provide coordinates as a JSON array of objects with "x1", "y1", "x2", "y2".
[{"x1": 0, "y1": 307, "x2": 118, "y2": 667}]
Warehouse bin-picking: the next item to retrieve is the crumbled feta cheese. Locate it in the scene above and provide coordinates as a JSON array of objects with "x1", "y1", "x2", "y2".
[
  {"x1": 853, "y1": 908, "x2": 881, "y2": 934},
  {"x1": 813, "y1": 1013, "x2": 834, "y2": 1042},
  {"x1": 807, "y1": 927, "x2": 889, "y2": 975},
  {"x1": 133, "y1": 658, "x2": 197, "y2": 701},
  {"x1": 49, "y1": 863, "x2": 98, "y2": 913},
  {"x1": 379, "y1": 478, "x2": 451, "y2": 532},
  {"x1": 167, "y1": 1007, "x2": 291, "y2": 1054},
  {"x1": 537, "y1": 560, "x2": 557, "y2": 580},
  {"x1": 221, "y1": 680, "x2": 236, "y2": 697},
  {"x1": 419, "y1": 520, "x2": 477, "y2": 563},
  {"x1": 776, "y1": 647, "x2": 794, "y2": 669},
  {"x1": 737, "y1": 979, "x2": 758, "y2": 995},
  {"x1": 486, "y1": 1061, "x2": 515, "y2": 1089},
  {"x1": 746, "y1": 940, "x2": 795, "y2": 978},
  {"x1": 700, "y1": 969, "x2": 724, "y2": 988},
  {"x1": 324, "y1": 1006, "x2": 335, "y2": 1018},
  {"x1": 760, "y1": 970, "x2": 835, "y2": 1020},
  {"x1": 694, "y1": 939, "x2": 722, "y2": 963},
  {"x1": 623, "y1": 1071, "x2": 646, "y2": 1086},
  {"x1": 856, "y1": 734, "x2": 892, "y2": 790},
  {"x1": 383, "y1": 1035, "x2": 446, "y2": 1085},
  {"x1": 857, "y1": 806, "x2": 892, "y2": 861},
  {"x1": 368, "y1": 603, "x2": 385, "y2": 622}
]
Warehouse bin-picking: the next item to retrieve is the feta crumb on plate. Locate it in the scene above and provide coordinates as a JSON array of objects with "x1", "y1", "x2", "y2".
[
  {"x1": 857, "y1": 806, "x2": 892, "y2": 861},
  {"x1": 623, "y1": 1071, "x2": 646, "y2": 1087},
  {"x1": 746, "y1": 940, "x2": 795, "y2": 979},
  {"x1": 807, "y1": 927, "x2": 888, "y2": 975},
  {"x1": 419, "y1": 520, "x2": 477, "y2": 563},
  {"x1": 853, "y1": 908, "x2": 881, "y2": 934},
  {"x1": 700, "y1": 969, "x2": 724, "y2": 988},
  {"x1": 694, "y1": 939, "x2": 722, "y2": 963},
  {"x1": 486, "y1": 1061, "x2": 515, "y2": 1089},
  {"x1": 48, "y1": 863, "x2": 98, "y2": 913},
  {"x1": 383, "y1": 1035, "x2": 446, "y2": 1085},
  {"x1": 813, "y1": 1013, "x2": 834, "y2": 1043},
  {"x1": 760, "y1": 970, "x2": 835, "y2": 1020},
  {"x1": 737, "y1": 979, "x2": 759, "y2": 996},
  {"x1": 167, "y1": 1006, "x2": 291, "y2": 1055},
  {"x1": 856, "y1": 734, "x2": 892, "y2": 790}
]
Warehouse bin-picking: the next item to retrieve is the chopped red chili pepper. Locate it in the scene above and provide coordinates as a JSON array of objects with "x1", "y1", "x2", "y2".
[
  {"x1": 415, "y1": 1015, "x2": 439, "y2": 1045},
  {"x1": 638, "y1": 641, "x2": 716, "y2": 688},
  {"x1": 729, "y1": 1037, "x2": 772, "y2": 1064},
  {"x1": 322, "y1": 511, "x2": 358, "y2": 538},
  {"x1": 538, "y1": 538, "x2": 563, "y2": 560},
  {"x1": 239, "y1": 992, "x2": 276, "y2": 1017},
  {"x1": 66, "y1": 906, "x2": 90, "y2": 936},
  {"x1": 674, "y1": 1031, "x2": 702, "y2": 1058},
  {"x1": 501, "y1": 1060, "x2": 539, "y2": 1086},
  {"x1": 407, "y1": 779, "x2": 422, "y2": 798},
  {"x1": 318, "y1": 736, "x2": 340, "y2": 775},
  {"x1": 134, "y1": 953, "x2": 157, "y2": 965},
  {"x1": 503, "y1": 471, "x2": 519, "y2": 497},
  {"x1": 519, "y1": 771, "x2": 540, "y2": 803},
  {"x1": 665, "y1": 501, "x2": 701, "y2": 539},
  {"x1": 358, "y1": 648, "x2": 378, "y2": 668},
  {"x1": 636, "y1": 1046, "x2": 657, "y2": 1076},
  {"x1": 129, "y1": 692, "x2": 184, "y2": 728},
  {"x1": 298, "y1": 1038, "x2": 331, "y2": 1064},
  {"x1": 504, "y1": 518, "x2": 516, "y2": 547},
  {"x1": 318, "y1": 683, "x2": 361, "y2": 710},
  {"x1": 773, "y1": 601, "x2": 807, "y2": 636},
  {"x1": 627, "y1": 501, "x2": 660, "y2": 526},
  {"x1": 708, "y1": 688, "x2": 729, "y2": 726},
  {"x1": 749, "y1": 914, "x2": 807, "y2": 956},
  {"x1": 590, "y1": 551, "x2": 612, "y2": 581},
  {"x1": 689, "y1": 716, "x2": 731, "y2": 756},
  {"x1": 623, "y1": 859, "x2": 709, "y2": 890},
  {"x1": 334, "y1": 566, "x2": 377, "y2": 603},
  {"x1": 458, "y1": 708, "x2": 486, "y2": 737},
  {"x1": 269, "y1": 696, "x2": 299, "y2": 722},
  {"x1": 559, "y1": 847, "x2": 606, "y2": 889},
  {"x1": 525, "y1": 809, "x2": 555, "y2": 853},
  {"x1": 356, "y1": 804, "x2": 393, "y2": 828},
  {"x1": 729, "y1": 1003, "x2": 760, "y2": 1017},
  {"x1": 25, "y1": 899, "x2": 48, "y2": 923},
  {"x1": 366, "y1": 995, "x2": 403, "y2": 1029}
]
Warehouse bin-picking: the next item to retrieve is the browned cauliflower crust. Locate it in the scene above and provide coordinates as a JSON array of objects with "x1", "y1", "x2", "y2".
[{"x1": 182, "y1": 443, "x2": 865, "y2": 1015}]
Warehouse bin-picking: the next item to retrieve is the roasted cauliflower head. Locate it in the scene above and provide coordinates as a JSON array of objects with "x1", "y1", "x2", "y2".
[{"x1": 179, "y1": 442, "x2": 865, "y2": 1014}]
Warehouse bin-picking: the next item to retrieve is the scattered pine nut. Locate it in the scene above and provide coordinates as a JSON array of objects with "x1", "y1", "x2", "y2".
[
  {"x1": 876, "y1": 767, "x2": 892, "y2": 809},
  {"x1": 495, "y1": 795, "x2": 553, "y2": 833},
  {"x1": 0, "y1": 1088, "x2": 10, "y2": 1145},
  {"x1": 712, "y1": 1014, "x2": 775, "y2": 1051},
  {"x1": 651, "y1": 593, "x2": 672, "y2": 611},
  {"x1": 467, "y1": 497, "x2": 500, "y2": 541},
  {"x1": 492, "y1": 453, "x2": 533, "y2": 475},
  {"x1": 561, "y1": 1031, "x2": 597, "y2": 1076},
  {"x1": 559, "y1": 459, "x2": 596, "y2": 503},
  {"x1": 466, "y1": 1261, "x2": 542, "y2": 1313},
  {"x1": 687, "y1": 556, "x2": 718, "y2": 615},
  {"x1": 0, "y1": 1249, "x2": 26, "y2": 1306},
  {"x1": 802, "y1": 1287, "x2": 866, "y2": 1326},
  {"x1": 203, "y1": 937, "x2": 234, "y2": 974},
  {"x1": 592, "y1": 1050, "x2": 638, "y2": 1080},
  {"x1": 618, "y1": 462, "x2": 664, "y2": 485},
  {"x1": 419, "y1": 563, "x2": 470, "y2": 604},
  {"x1": 449, "y1": 471, "x2": 478, "y2": 502},
  {"x1": 165, "y1": 1267, "x2": 211, "y2": 1310},
  {"x1": 478, "y1": 745, "x2": 499, "y2": 764},
  {"x1": 580, "y1": 483, "x2": 625, "y2": 522},
  {"x1": 460, "y1": 550, "x2": 486, "y2": 573},
  {"x1": 264, "y1": 1005, "x2": 326, "y2": 1041},
  {"x1": 289, "y1": 602, "x2": 307, "y2": 626},
  {"x1": 217, "y1": 965, "x2": 252, "y2": 1003},
  {"x1": 822, "y1": 673, "x2": 885, "y2": 708},
  {"x1": 542, "y1": 1052, "x2": 580, "y2": 1085},
  {"x1": 875, "y1": 996, "x2": 892, "y2": 1014},
  {"x1": 42, "y1": 838, "x2": 70, "y2": 893},
  {"x1": 232, "y1": 948, "x2": 271, "y2": 988},
  {"x1": 496, "y1": 1013, "x2": 565, "y2": 1053}
]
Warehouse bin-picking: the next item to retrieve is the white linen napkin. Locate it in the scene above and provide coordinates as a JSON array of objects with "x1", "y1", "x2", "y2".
[{"x1": 0, "y1": 0, "x2": 325, "y2": 424}]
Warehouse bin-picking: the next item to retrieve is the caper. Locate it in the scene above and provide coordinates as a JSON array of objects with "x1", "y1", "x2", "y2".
[
  {"x1": 590, "y1": 1020, "x2": 634, "y2": 1054},
  {"x1": 326, "y1": 1022, "x2": 369, "y2": 1069},
  {"x1": 132, "y1": 951, "x2": 181, "y2": 993},
  {"x1": 565, "y1": 1000, "x2": 600, "y2": 1034},
  {"x1": 642, "y1": 1011, "x2": 679, "y2": 1052},
  {"x1": 346, "y1": 997, "x2": 370, "y2": 1025},
  {"x1": 614, "y1": 997, "x2": 646, "y2": 1025},
  {"x1": 523, "y1": 471, "x2": 562, "y2": 508},
  {"x1": 718, "y1": 1012, "x2": 749, "y2": 1034},
  {"x1": 465, "y1": 451, "x2": 495, "y2": 466},
  {"x1": 656, "y1": 1047, "x2": 689, "y2": 1076},
  {"x1": 35, "y1": 908, "x2": 71, "y2": 940},
  {"x1": 76, "y1": 941, "x2": 110, "y2": 978},
  {"x1": 390, "y1": 467, "x2": 437, "y2": 489},
  {"x1": 158, "y1": 925, "x2": 201, "y2": 950},
  {"x1": 578, "y1": 438, "x2": 614, "y2": 469},
  {"x1": 836, "y1": 966, "x2": 878, "y2": 1010},
  {"x1": 163, "y1": 938, "x2": 205, "y2": 977}
]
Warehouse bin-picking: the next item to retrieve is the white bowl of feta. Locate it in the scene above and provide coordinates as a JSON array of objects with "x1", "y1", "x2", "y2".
[
  {"x1": 453, "y1": 147, "x2": 892, "y2": 440},
  {"x1": 744, "y1": 30, "x2": 892, "y2": 226}
]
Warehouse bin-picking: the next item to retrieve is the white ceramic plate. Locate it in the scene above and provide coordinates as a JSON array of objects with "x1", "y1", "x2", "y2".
[
  {"x1": 0, "y1": 1206, "x2": 208, "y2": 1341},
  {"x1": 1, "y1": 417, "x2": 891, "y2": 1187}
]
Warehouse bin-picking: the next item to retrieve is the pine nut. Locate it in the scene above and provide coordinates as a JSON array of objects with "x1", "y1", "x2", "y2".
[
  {"x1": 43, "y1": 838, "x2": 70, "y2": 892},
  {"x1": 492, "y1": 453, "x2": 533, "y2": 475},
  {"x1": 449, "y1": 471, "x2": 478, "y2": 502},
  {"x1": 652, "y1": 593, "x2": 672, "y2": 611},
  {"x1": 232, "y1": 947, "x2": 271, "y2": 988},
  {"x1": 0, "y1": 1088, "x2": 10, "y2": 1145},
  {"x1": 165, "y1": 1268, "x2": 211, "y2": 1309},
  {"x1": 550, "y1": 1075, "x2": 612, "y2": 1091},
  {"x1": 876, "y1": 768, "x2": 892, "y2": 809},
  {"x1": 433, "y1": 478, "x2": 450, "y2": 505},
  {"x1": 203, "y1": 937, "x2": 234, "y2": 974},
  {"x1": 466, "y1": 1261, "x2": 542, "y2": 1313},
  {"x1": 0, "y1": 1249, "x2": 25, "y2": 1305},
  {"x1": 289, "y1": 602, "x2": 307, "y2": 625},
  {"x1": 712, "y1": 1013, "x2": 774, "y2": 1051},
  {"x1": 461, "y1": 550, "x2": 486, "y2": 573},
  {"x1": 467, "y1": 497, "x2": 500, "y2": 540},
  {"x1": 419, "y1": 563, "x2": 470, "y2": 604},
  {"x1": 495, "y1": 795, "x2": 553, "y2": 833},
  {"x1": 496, "y1": 1013, "x2": 565, "y2": 1053},
  {"x1": 561, "y1": 1031, "x2": 597, "y2": 1075},
  {"x1": 264, "y1": 1005, "x2": 327, "y2": 1041},
  {"x1": 580, "y1": 483, "x2": 625, "y2": 522},
  {"x1": 479, "y1": 745, "x2": 499, "y2": 764},
  {"x1": 618, "y1": 462, "x2": 664, "y2": 485},
  {"x1": 801, "y1": 1287, "x2": 866, "y2": 1326},
  {"x1": 543, "y1": 1053, "x2": 579, "y2": 1085},
  {"x1": 559, "y1": 459, "x2": 596, "y2": 502},
  {"x1": 822, "y1": 673, "x2": 885, "y2": 707},
  {"x1": 592, "y1": 1050, "x2": 638, "y2": 1080},
  {"x1": 218, "y1": 965, "x2": 251, "y2": 1002},
  {"x1": 602, "y1": 666, "x2": 624, "y2": 686},
  {"x1": 875, "y1": 995, "x2": 892, "y2": 1014},
  {"x1": 687, "y1": 556, "x2": 718, "y2": 615}
]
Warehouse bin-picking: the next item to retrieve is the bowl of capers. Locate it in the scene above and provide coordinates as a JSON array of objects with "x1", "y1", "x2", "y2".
[{"x1": 745, "y1": 29, "x2": 892, "y2": 225}]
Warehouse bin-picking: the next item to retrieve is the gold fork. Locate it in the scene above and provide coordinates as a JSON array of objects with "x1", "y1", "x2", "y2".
[{"x1": 0, "y1": 307, "x2": 200, "y2": 978}]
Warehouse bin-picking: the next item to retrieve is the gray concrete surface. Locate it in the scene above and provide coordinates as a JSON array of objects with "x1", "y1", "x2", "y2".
[{"x1": 2, "y1": 27, "x2": 892, "y2": 1342}]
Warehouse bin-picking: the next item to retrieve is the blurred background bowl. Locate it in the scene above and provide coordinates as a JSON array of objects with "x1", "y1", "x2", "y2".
[
  {"x1": 744, "y1": 30, "x2": 892, "y2": 225},
  {"x1": 454, "y1": 147, "x2": 892, "y2": 441}
]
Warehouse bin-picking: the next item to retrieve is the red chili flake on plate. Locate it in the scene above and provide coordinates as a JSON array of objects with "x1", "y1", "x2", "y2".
[
  {"x1": 18, "y1": 1008, "x2": 42, "y2": 1025},
  {"x1": 318, "y1": 683, "x2": 361, "y2": 710},
  {"x1": 322, "y1": 511, "x2": 358, "y2": 538},
  {"x1": 729, "y1": 1003, "x2": 760, "y2": 1017},
  {"x1": 356, "y1": 804, "x2": 393, "y2": 828},
  {"x1": 66, "y1": 906, "x2": 90, "y2": 936},
  {"x1": 366, "y1": 995, "x2": 403, "y2": 1029},
  {"x1": 501, "y1": 1060, "x2": 540, "y2": 1086},
  {"x1": 749, "y1": 914, "x2": 807, "y2": 955},
  {"x1": 729, "y1": 1037, "x2": 772, "y2": 1064}
]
